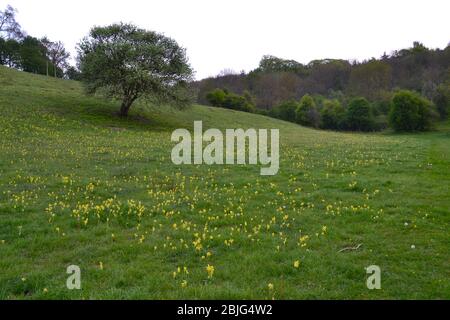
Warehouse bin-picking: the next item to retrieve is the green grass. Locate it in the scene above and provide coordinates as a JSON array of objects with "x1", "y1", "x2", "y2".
[{"x1": 0, "y1": 66, "x2": 449, "y2": 299}]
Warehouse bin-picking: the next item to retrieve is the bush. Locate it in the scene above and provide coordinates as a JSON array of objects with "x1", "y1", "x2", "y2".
[
  {"x1": 224, "y1": 93, "x2": 255, "y2": 112},
  {"x1": 206, "y1": 88, "x2": 227, "y2": 107},
  {"x1": 320, "y1": 99, "x2": 345, "y2": 130},
  {"x1": 274, "y1": 100, "x2": 298, "y2": 122},
  {"x1": 373, "y1": 114, "x2": 389, "y2": 131},
  {"x1": 389, "y1": 90, "x2": 435, "y2": 131},
  {"x1": 345, "y1": 97, "x2": 374, "y2": 131},
  {"x1": 205, "y1": 88, "x2": 255, "y2": 113},
  {"x1": 296, "y1": 94, "x2": 320, "y2": 128}
]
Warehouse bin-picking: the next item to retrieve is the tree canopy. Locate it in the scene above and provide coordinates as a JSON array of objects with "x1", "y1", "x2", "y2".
[{"x1": 78, "y1": 23, "x2": 194, "y2": 117}]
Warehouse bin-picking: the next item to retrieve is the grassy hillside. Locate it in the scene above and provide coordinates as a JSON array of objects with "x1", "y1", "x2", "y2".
[{"x1": 0, "y1": 66, "x2": 449, "y2": 299}]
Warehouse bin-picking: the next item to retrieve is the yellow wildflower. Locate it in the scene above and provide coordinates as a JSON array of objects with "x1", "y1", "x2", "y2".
[{"x1": 206, "y1": 264, "x2": 215, "y2": 278}]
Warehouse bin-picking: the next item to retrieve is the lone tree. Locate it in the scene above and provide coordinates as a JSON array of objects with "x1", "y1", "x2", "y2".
[{"x1": 78, "y1": 23, "x2": 194, "y2": 117}]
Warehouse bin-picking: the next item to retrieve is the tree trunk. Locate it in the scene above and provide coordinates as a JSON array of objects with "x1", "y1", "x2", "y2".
[{"x1": 119, "y1": 99, "x2": 133, "y2": 117}]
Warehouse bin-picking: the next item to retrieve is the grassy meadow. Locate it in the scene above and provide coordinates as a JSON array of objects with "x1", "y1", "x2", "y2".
[{"x1": 0, "y1": 66, "x2": 449, "y2": 299}]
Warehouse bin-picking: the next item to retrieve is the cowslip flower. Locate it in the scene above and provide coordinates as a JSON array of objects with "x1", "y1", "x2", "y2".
[{"x1": 206, "y1": 264, "x2": 215, "y2": 278}]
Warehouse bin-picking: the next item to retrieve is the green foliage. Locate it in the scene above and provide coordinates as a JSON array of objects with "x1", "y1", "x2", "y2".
[
  {"x1": 243, "y1": 90, "x2": 256, "y2": 107},
  {"x1": 257, "y1": 55, "x2": 306, "y2": 74},
  {"x1": 78, "y1": 23, "x2": 194, "y2": 117},
  {"x1": 432, "y1": 84, "x2": 450, "y2": 120},
  {"x1": 0, "y1": 36, "x2": 60, "y2": 76},
  {"x1": 206, "y1": 88, "x2": 226, "y2": 106},
  {"x1": 320, "y1": 99, "x2": 345, "y2": 130},
  {"x1": 296, "y1": 94, "x2": 320, "y2": 128},
  {"x1": 223, "y1": 93, "x2": 255, "y2": 112},
  {"x1": 20, "y1": 36, "x2": 52, "y2": 75},
  {"x1": 349, "y1": 60, "x2": 391, "y2": 100},
  {"x1": 389, "y1": 90, "x2": 436, "y2": 131},
  {"x1": 0, "y1": 37, "x2": 21, "y2": 68},
  {"x1": 345, "y1": 97, "x2": 374, "y2": 131},
  {"x1": 0, "y1": 38, "x2": 64, "y2": 78},
  {"x1": 65, "y1": 66, "x2": 82, "y2": 81},
  {"x1": 205, "y1": 88, "x2": 255, "y2": 113},
  {"x1": 197, "y1": 42, "x2": 449, "y2": 113},
  {"x1": 0, "y1": 6, "x2": 71, "y2": 78},
  {"x1": 373, "y1": 114, "x2": 389, "y2": 131},
  {"x1": 272, "y1": 100, "x2": 298, "y2": 122},
  {"x1": 371, "y1": 91, "x2": 393, "y2": 116}
]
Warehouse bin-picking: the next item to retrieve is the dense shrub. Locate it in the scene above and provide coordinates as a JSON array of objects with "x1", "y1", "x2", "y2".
[
  {"x1": 389, "y1": 90, "x2": 435, "y2": 131},
  {"x1": 345, "y1": 97, "x2": 374, "y2": 131},
  {"x1": 373, "y1": 114, "x2": 389, "y2": 131},
  {"x1": 206, "y1": 88, "x2": 255, "y2": 113},
  {"x1": 273, "y1": 100, "x2": 298, "y2": 122},
  {"x1": 320, "y1": 99, "x2": 345, "y2": 130},
  {"x1": 296, "y1": 94, "x2": 320, "y2": 128},
  {"x1": 223, "y1": 93, "x2": 255, "y2": 112},
  {"x1": 206, "y1": 88, "x2": 227, "y2": 106}
]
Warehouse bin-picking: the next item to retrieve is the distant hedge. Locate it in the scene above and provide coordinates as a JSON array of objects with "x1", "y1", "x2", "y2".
[{"x1": 206, "y1": 89, "x2": 255, "y2": 113}]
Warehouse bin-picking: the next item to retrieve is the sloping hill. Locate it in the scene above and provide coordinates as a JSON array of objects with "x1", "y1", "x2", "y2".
[
  {"x1": 0, "y1": 66, "x2": 448, "y2": 299},
  {"x1": 0, "y1": 64, "x2": 304, "y2": 131}
]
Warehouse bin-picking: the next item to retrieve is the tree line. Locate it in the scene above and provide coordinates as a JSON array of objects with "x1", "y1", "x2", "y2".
[
  {"x1": 2, "y1": 4, "x2": 448, "y2": 128},
  {"x1": 197, "y1": 42, "x2": 450, "y2": 132},
  {"x1": 0, "y1": 5, "x2": 78, "y2": 79}
]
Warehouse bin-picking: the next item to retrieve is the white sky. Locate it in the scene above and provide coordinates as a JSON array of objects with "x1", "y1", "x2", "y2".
[{"x1": 5, "y1": 0, "x2": 450, "y2": 79}]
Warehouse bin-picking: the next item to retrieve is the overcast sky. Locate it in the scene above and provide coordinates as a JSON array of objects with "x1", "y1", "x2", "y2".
[{"x1": 5, "y1": 0, "x2": 450, "y2": 79}]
